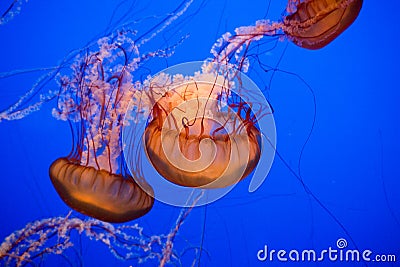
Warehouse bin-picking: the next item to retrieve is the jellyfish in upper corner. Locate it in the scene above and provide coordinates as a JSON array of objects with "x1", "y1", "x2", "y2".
[
  {"x1": 283, "y1": 0, "x2": 363, "y2": 49},
  {"x1": 210, "y1": 0, "x2": 363, "y2": 68}
]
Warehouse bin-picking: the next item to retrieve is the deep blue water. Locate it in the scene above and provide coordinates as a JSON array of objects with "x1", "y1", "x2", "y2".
[{"x1": 0, "y1": 0, "x2": 399, "y2": 266}]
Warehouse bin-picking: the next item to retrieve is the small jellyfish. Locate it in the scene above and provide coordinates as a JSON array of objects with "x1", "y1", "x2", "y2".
[
  {"x1": 209, "y1": 0, "x2": 363, "y2": 69},
  {"x1": 283, "y1": 0, "x2": 363, "y2": 49}
]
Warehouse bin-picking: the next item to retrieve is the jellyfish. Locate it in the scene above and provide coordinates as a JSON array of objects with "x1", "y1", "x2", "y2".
[
  {"x1": 209, "y1": 0, "x2": 363, "y2": 68},
  {"x1": 283, "y1": 0, "x2": 363, "y2": 49},
  {"x1": 143, "y1": 68, "x2": 262, "y2": 188},
  {"x1": 49, "y1": 32, "x2": 156, "y2": 223},
  {"x1": 120, "y1": 61, "x2": 276, "y2": 208}
]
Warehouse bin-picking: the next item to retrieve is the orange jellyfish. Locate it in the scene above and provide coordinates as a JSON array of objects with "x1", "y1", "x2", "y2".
[
  {"x1": 283, "y1": 0, "x2": 363, "y2": 49},
  {"x1": 127, "y1": 62, "x2": 270, "y2": 190},
  {"x1": 144, "y1": 83, "x2": 261, "y2": 188},
  {"x1": 121, "y1": 62, "x2": 276, "y2": 207},
  {"x1": 50, "y1": 33, "x2": 154, "y2": 223},
  {"x1": 208, "y1": 0, "x2": 363, "y2": 69}
]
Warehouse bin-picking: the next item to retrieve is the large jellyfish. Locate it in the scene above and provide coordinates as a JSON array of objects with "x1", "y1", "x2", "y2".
[
  {"x1": 142, "y1": 66, "x2": 262, "y2": 188},
  {"x1": 121, "y1": 61, "x2": 276, "y2": 207},
  {"x1": 144, "y1": 93, "x2": 261, "y2": 188}
]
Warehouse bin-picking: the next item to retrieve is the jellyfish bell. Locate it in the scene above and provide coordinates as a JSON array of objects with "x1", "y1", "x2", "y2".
[
  {"x1": 144, "y1": 81, "x2": 262, "y2": 188},
  {"x1": 49, "y1": 158, "x2": 154, "y2": 223},
  {"x1": 283, "y1": 0, "x2": 363, "y2": 49},
  {"x1": 122, "y1": 61, "x2": 276, "y2": 207}
]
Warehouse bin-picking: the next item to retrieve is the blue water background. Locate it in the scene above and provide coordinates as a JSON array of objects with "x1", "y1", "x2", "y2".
[{"x1": 0, "y1": 0, "x2": 399, "y2": 266}]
